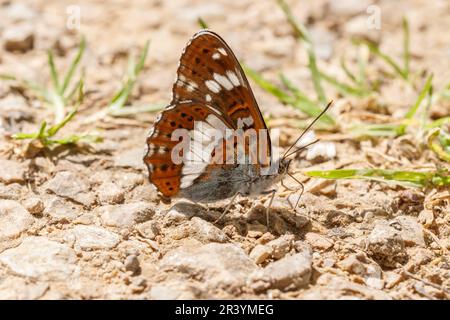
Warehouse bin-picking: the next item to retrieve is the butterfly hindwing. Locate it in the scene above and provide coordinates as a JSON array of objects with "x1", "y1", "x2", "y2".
[{"x1": 144, "y1": 101, "x2": 234, "y2": 198}]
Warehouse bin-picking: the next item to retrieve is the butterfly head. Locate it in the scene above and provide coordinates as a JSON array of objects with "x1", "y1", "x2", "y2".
[{"x1": 278, "y1": 158, "x2": 292, "y2": 176}]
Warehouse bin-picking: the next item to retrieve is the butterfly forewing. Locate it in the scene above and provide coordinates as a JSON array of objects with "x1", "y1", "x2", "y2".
[
  {"x1": 173, "y1": 31, "x2": 269, "y2": 133},
  {"x1": 145, "y1": 30, "x2": 273, "y2": 199}
]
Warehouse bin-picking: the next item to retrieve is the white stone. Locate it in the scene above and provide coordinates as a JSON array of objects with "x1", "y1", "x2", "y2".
[
  {"x1": 0, "y1": 237, "x2": 77, "y2": 280},
  {"x1": 99, "y1": 202, "x2": 155, "y2": 228},
  {"x1": 0, "y1": 159, "x2": 26, "y2": 184},
  {"x1": 0, "y1": 200, "x2": 34, "y2": 240},
  {"x1": 249, "y1": 244, "x2": 272, "y2": 264},
  {"x1": 46, "y1": 171, "x2": 95, "y2": 206},
  {"x1": 249, "y1": 246, "x2": 312, "y2": 292},
  {"x1": 189, "y1": 217, "x2": 229, "y2": 243},
  {"x1": 159, "y1": 243, "x2": 257, "y2": 290},
  {"x1": 97, "y1": 182, "x2": 125, "y2": 205},
  {"x1": 71, "y1": 225, "x2": 120, "y2": 250},
  {"x1": 266, "y1": 234, "x2": 294, "y2": 260},
  {"x1": 392, "y1": 216, "x2": 425, "y2": 247},
  {"x1": 44, "y1": 196, "x2": 81, "y2": 221}
]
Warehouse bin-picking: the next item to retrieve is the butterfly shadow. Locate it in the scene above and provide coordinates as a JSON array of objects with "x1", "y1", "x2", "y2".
[
  {"x1": 170, "y1": 201, "x2": 223, "y2": 222},
  {"x1": 170, "y1": 198, "x2": 313, "y2": 238}
]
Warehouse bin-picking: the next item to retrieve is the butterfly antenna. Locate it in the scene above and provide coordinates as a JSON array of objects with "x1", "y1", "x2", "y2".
[
  {"x1": 285, "y1": 138, "x2": 320, "y2": 158},
  {"x1": 282, "y1": 101, "x2": 333, "y2": 159}
]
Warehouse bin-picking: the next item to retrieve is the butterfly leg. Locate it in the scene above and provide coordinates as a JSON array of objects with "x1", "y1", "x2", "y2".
[
  {"x1": 214, "y1": 192, "x2": 240, "y2": 224},
  {"x1": 286, "y1": 173, "x2": 305, "y2": 211},
  {"x1": 262, "y1": 189, "x2": 277, "y2": 227}
]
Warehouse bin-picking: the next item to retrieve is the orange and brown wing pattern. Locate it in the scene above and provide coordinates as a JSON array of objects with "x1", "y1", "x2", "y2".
[
  {"x1": 145, "y1": 30, "x2": 274, "y2": 200},
  {"x1": 172, "y1": 31, "x2": 269, "y2": 132},
  {"x1": 144, "y1": 102, "x2": 227, "y2": 198}
]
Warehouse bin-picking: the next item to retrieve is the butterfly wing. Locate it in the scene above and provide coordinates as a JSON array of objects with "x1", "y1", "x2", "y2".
[
  {"x1": 145, "y1": 30, "x2": 272, "y2": 200},
  {"x1": 144, "y1": 101, "x2": 231, "y2": 199},
  {"x1": 173, "y1": 31, "x2": 269, "y2": 135}
]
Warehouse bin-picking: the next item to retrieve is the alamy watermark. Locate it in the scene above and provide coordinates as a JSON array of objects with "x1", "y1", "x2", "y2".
[
  {"x1": 66, "y1": 5, "x2": 81, "y2": 30},
  {"x1": 366, "y1": 4, "x2": 381, "y2": 30},
  {"x1": 148, "y1": 116, "x2": 283, "y2": 175}
]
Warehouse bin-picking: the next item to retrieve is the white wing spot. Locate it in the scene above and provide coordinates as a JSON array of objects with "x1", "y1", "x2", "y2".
[
  {"x1": 235, "y1": 67, "x2": 247, "y2": 87},
  {"x1": 205, "y1": 94, "x2": 212, "y2": 102},
  {"x1": 190, "y1": 81, "x2": 198, "y2": 89},
  {"x1": 180, "y1": 117, "x2": 227, "y2": 188},
  {"x1": 186, "y1": 81, "x2": 198, "y2": 92},
  {"x1": 217, "y1": 47, "x2": 227, "y2": 56},
  {"x1": 205, "y1": 80, "x2": 221, "y2": 93},
  {"x1": 226, "y1": 70, "x2": 240, "y2": 87},
  {"x1": 213, "y1": 73, "x2": 234, "y2": 90},
  {"x1": 212, "y1": 52, "x2": 220, "y2": 60}
]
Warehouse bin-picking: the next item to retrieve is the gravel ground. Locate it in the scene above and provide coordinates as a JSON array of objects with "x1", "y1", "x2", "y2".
[{"x1": 0, "y1": 0, "x2": 449, "y2": 299}]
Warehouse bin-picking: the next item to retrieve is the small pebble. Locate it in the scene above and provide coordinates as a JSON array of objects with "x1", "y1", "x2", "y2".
[
  {"x1": 124, "y1": 255, "x2": 140, "y2": 275},
  {"x1": 23, "y1": 197, "x2": 44, "y2": 215}
]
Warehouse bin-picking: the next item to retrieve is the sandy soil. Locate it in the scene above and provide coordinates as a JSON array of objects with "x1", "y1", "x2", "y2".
[{"x1": 0, "y1": 0, "x2": 449, "y2": 299}]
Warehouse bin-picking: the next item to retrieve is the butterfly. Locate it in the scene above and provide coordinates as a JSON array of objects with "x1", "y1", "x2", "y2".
[{"x1": 143, "y1": 30, "x2": 330, "y2": 223}]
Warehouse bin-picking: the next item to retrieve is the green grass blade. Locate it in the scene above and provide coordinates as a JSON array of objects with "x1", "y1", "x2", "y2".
[
  {"x1": 304, "y1": 168, "x2": 449, "y2": 187},
  {"x1": 11, "y1": 121, "x2": 47, "y2": 140},
  {"x1": 276, "y1": 0, "x2": 309, "y2": 41},
  {"x1": 276, "y1": 0, "x2": 327, "y2": 105},
  {"x1": 11, "y1": 132, "x2": 38, "y2": 140},
  {"x1": 354, "y1": 39, "x2": 407, "y2": 80},
  {"x1": 405, "y1": 75, "x2": 433, "y2": 119},
  {"x1": 60, "y1": 36, "x2": 86, "y2": 95},
  {"x1": 395, "y1": 75, "x2": 433, "y2": 135},
  {"x1": 47, "y1": 50, "x2": 60, "y2": 92},
  {"x1": 306, "y1": 47, "x2": 327, "y2": 105},
  {"x1": 318, "y1": 70, "x2": 369, "y2": 97},
  {"x1": 108, "y1": 41, "x2": 149, "y2": 112},
  {"x1": 243, "y1": 64, "x2": 293, "y2": 103},
  {"x1": 65, "y1": 74, "x2": 84, "y2": 103},
  {"x1": 37, "y1": 121, "x2": 47, "y2": 138},
  {"x1": 243, "y1": 66, "x2": 335, "y2": 126},
  {"x1": 280, "y1": 74, "x2": 335, "y2": 125},
  {"x1": 0, "y1": 73, "x2": 17, "y2": 81},
  {"x1": 426, "y1": 116, "x2": 450, "y2": 129},
  {"x1": 427, "y1": 128, "x2": 450, "y2": 163},
  {"x1": 349, "y1": 123, "x2": 403, "y2": 137},
  {"x1": 48, "y1": 133, "x2": 102, "y2": 145},
  {"x1": 134, "y1": 40, "x2": 149, "y2": 76},
  {"x1": 340, "y1": 56, "x2": 358, "y2": 84},
  {"x1": 198, "y1": 17, "x2": 209, "y2": 29},
  {"x1": 402, "y1": 17, "x2": 410, "y2": 80},
  {"x1": 108, "y1": 84, "x2": 130, "y2": 111},
  {"x1": 47, "y1": 109, "x2": 77, "y2": 137}
]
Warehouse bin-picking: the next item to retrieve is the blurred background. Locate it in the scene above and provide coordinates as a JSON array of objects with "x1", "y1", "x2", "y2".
[{"x1": 0, "y1": 0, "x2": 449, "y2": 300}]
